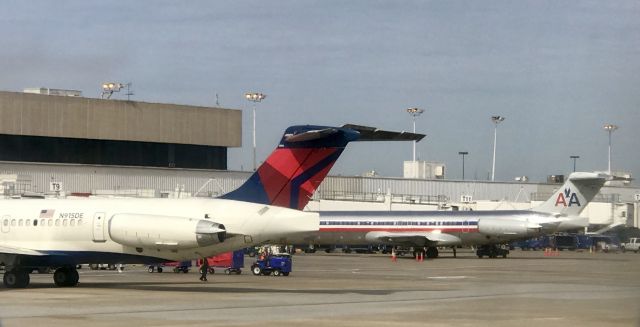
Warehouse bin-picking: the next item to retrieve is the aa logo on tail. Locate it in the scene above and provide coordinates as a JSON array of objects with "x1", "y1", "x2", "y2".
[{"x1": 555, "y1": 188, "x2": 581, "y2": 207}]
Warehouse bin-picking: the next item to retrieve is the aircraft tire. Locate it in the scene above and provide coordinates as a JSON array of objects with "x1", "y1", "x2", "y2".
[
  {"x1": 426, "y1": 247, "x2": 438, "y2": 259},
  {"x1": 69, "y1": 269, "x2": 79, "y2": 286},
  {"x1": 53, "y1": 267, "x2": 79, "y2": 287},
  {"x1": 3, "y1": 269, "x2": 30, "y2": 288}
]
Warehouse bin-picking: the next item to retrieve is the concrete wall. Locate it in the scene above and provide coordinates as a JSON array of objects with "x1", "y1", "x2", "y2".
[{"x1": 0, "y1": 91, "x2": 241, "y2": 147}]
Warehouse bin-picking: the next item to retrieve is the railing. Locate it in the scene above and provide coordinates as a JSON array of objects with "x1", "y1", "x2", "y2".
[{"x1": 315, "y1": 190, "x2": 449, "y2": 205}]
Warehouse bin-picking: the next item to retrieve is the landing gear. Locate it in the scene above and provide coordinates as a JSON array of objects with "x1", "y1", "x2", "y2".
[
  {"x1": 53, "y1": 267, "x2": 79, "y2": 287},
  {"x1": 425, "y1": 247, "x2": 439, "y2": 259},
  {"x1": 3, "y1": 269, "x2": 30, "y2": 288}
]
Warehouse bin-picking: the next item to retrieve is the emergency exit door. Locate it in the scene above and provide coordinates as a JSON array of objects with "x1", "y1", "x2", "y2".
[{"x1": 92, "y1": 212, "x2": 106, "y2": 242}]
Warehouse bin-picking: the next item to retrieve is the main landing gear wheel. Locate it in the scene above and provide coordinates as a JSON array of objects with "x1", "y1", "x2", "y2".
[
  {"x1": 426, "y1": 247, "x2": 439, "y2": 259},
  {"x1": 53, "y1": 267, "x2": 79, "y2": 287},
  {"x1": 3, "y1": 269, "x2": 30, "y2": 288}
]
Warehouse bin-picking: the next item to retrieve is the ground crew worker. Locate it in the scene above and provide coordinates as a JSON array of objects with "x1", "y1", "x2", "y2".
[{"x1": 200, "y1": 258, "x2": 210, "y2": 281}]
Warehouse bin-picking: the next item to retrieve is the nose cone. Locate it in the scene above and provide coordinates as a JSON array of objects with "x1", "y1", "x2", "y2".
[{"x1": 557, "y1": 216, "x2": 589, "y2": 231}]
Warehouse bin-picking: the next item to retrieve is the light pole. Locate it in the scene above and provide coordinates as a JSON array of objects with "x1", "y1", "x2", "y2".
[
  {"x1": 245, "y1": 92, "x2": 266, "y2": 171},
  {"x1": 603, "y1": 123, "x2": 618, "y2": 173},
  {"x1": 458, "y1": 151, "x2": 468, "y2": 180},
  {"x1": 406, "y1": 107, "x2": 424, "y2": 162},
  {"x1": 570, "y1": 155, "x2": 580, "y2": 172},
  {"x1": 490, "y1": 115, "x2": 505, "y2": 181}
]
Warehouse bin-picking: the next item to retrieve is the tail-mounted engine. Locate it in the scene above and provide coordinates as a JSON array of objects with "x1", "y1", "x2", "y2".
[{"x1": 109, "y1": 214, "x2": 226, "y2": 250}]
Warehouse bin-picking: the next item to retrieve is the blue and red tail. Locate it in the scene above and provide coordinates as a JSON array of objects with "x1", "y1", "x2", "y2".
[{"x1": 220, "y1": 124, "x2": 425, "y2": 210}]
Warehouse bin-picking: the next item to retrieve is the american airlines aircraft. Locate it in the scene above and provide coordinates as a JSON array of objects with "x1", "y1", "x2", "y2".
[
  {"x1": 0, "y1": 124, "x2": 423, "y2": 288},
  {"x1": 284, "y1": 172, "x2": 609, "y2": 258}
]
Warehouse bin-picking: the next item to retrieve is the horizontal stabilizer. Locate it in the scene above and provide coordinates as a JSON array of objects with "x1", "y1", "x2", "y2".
[
  {"x1": 342, "y1": 124, "x2": 426, "y2": 142},
  {"x1": 284, "y1": 128, "x2": 339, "y2": 142}
]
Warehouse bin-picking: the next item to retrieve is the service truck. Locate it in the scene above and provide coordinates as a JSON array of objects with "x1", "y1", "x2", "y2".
[{"x1": 621, "y1": 238, "x2": 640, "y2": 253}]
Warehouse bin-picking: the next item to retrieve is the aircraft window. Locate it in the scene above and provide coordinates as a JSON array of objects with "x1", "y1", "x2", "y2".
[
  {"x1": 33, "y1": 220, "x2": 37, "y2": 226},
  {"x1": 70, "y1": 219, "x2": 76, "y2": 226},
  {"x1": 19, "y1": 219, "x2": 23, "y2": 226},
  {"x1": 63, "y1": 219, "x2": 68, "y2": 226},
  {"x1": 26, "y1": 219, "x2": 31, "y2": 226},
  {"x1": 55, "y1": 219, "x2": 60, "y2": 226},
  {"x1": 48, "y1": 220, "x2": 53, "y2": 227},
  {"x1": 11, "y1": 219, "x2": 16, "y2": 226},
  {"x1": 77, "y1": 219, "x2": 83, "y2": 225},
  {"x1": 3, "y1": 219, "x2": 8, "y2": 226},
  {"x1": 40, "y1": 219, "x2": 45, "y2": 226}
]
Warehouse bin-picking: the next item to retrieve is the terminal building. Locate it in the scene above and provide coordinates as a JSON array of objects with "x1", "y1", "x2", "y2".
[
  {"x1": 0, "y1": 90, "x2": 240, "y2": 169},
  {"x1": 0, "y1": 89, "x2": 638, "y2": 229}
]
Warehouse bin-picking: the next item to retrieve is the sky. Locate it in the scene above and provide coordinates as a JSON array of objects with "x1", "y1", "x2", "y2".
[{"x1": 1, "y1": 1, "x2": 638, "y2": 183}]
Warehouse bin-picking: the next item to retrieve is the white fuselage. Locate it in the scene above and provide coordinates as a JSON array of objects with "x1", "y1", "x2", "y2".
[
  {"x1": 0, "y1": 197, "x2": 318, "y2": 265},
  {"x1": 283, "y1": 210, "x2": 587, "y2": 247}
]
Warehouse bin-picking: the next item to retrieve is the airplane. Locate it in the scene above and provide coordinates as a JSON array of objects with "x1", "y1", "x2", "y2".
[
  {"x1": 0, "y1": 124, "x2": 424, "y2": 288},
  {"x1": 282, "y1": 171, "x2": 610, "y2": 259}
]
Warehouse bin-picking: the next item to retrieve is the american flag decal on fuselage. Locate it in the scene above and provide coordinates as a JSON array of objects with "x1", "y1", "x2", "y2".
[{"x1": 39, "y1": 209, "x2": 55, "y2": 219}]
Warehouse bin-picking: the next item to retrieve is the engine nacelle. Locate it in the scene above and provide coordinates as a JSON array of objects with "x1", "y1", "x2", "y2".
[
  {"x1": 478, "y1": 217, "x2": 540, "y2": 237},
  {"x1": 109, "y1": 214, "x2": 226, "y2": 250}
]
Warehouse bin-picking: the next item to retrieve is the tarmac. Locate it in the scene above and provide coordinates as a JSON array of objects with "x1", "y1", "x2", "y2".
[{"x1": 1, "y1": 249, "x2": 639, "y2": 327}]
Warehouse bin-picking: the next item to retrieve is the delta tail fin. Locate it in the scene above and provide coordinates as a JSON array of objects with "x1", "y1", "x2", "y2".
[
  {"x1": 220, "y1": 124, "x2": 425, "y2": 210},
  {"x1": 533, "y1": 172, "x2": 609, "y2": 216}
]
